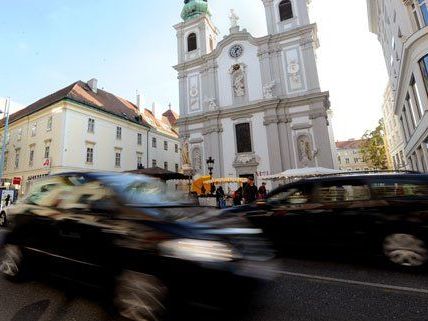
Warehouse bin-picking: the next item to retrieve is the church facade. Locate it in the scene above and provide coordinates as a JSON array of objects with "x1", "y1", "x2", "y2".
[{"x1": 174, "y1": 0, "x2": 336, "y2": 179}]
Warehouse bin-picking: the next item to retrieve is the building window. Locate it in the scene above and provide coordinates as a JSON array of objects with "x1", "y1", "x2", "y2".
[
  {"x1": 354, "y1": 158, "x2": 359, "y2": 164},
  {"x1": 137, "y1": 133, "x2": 142, "y2": 145},
  {"x1": 31, "y1": 123, "x2": 37, "y2": 137},
  {"x1": 88, "y1": 118, "x2": 95, "y2": 133},
  {"x1": 175, "y1": 144, "x2": 179, "y2": 153},
  {"x1": 175, "y1": 163, "x2": 179, "y2": 172},
  {"x1": 17, "y1": 128, "x2": 22, "y2": 141},
  {"x1": 164, "y1": 141, "x2": 168, "y2": 151},
  {"x1": 47, "y1": 116, "x2": 53, "y2": 131},
  {"x1": 86, "y1": 147, "x2": 94, "y2": 164},
  {"x1": 235, "y1": 123, "x2": 252, "y2": 153},
  {"x1": 338, "y1": 156, "x2": 341, "y2": 163},
  {"x1": 152, "y1": 159, "x2": 157, "y2": 168},
  {"x1": 44, "y1": 145, "x2": 50, "y2": 159},
  {"x1": 419, "y1": 54, "x2": 428, "y2": 95},
  {"x1": 345, "y1": 158, "x2": 350, "y2": 164},
  {"x1": 412, "y1": 0, "x2": 428, "y2": 29},
  {"x1": 279, "y1": 0, "x2": 293, "y2": 21},
  {"x1": 411, "y1": 76, "x2": 424, "y2": 117},
  {"x1": 164, "y1": 162, "x2": 168, "y2": 170},
  {"x1": 152, "y1": 137, "x2": 157, "y2": 148},
  {"x1": 116, "y1": 127, "x2": 122, "y2": 140},
  {"x1": 115, "y1": 152, "x2": 121, "y2": 167},
  {"x1": 14, "y1": 149, "x2": 20, "y2": 169},
  {"x1": 187, "y1": 33, "x2": 197, "y2": 52},
  {"x1": 137, "y1": 153, "x2": 143, "y2": 169},
  {"x1": 29, "y1": 149, "x2": 34, "y2": 167},
  {"x1": 406, "y1": 94, "x2": 418, "y2": 127},
  {"x1": 4, "y1": 151, "x2": 8, "y2": 170}
]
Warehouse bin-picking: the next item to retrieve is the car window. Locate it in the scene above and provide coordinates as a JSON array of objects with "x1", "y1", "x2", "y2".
[
  {"x1": 317, "y1": 181, "x2": 370, "y2": 202},
  {"x1": 371, "y1": 180, "x2": 428, "y2": 198},
  {"x1": 268, "y1": 185, "x2": 312, "y2": 204},
  {"x1": 25, "y1": 177, "x2": 74, "y2": 206}
]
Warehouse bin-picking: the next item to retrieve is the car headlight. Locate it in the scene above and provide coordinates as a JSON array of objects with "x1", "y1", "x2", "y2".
[{"x1": 159, "y1": 239, "x2": 236, "y2": 263}]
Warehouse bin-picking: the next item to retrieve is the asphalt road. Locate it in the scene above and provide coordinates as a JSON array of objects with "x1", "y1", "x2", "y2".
[{"x1": 0, "y1": 253, "x2": 428, "y2": 321}]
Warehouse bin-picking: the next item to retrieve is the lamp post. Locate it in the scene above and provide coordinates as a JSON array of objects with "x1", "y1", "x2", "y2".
[
  {"x1": 206, "y1": 157, "x2": 215, "y2": 179},
  {"x1": 0, "y1": 98, "x2": 10, "y2": 186}
]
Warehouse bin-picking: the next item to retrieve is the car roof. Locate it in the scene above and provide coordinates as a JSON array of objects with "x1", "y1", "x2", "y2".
[{"x1": 269, "y1": 172, "x2": 428, "y2": 195}]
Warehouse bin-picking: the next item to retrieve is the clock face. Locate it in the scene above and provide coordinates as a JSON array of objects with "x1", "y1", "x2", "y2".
[{"x1": 229, "y1": 44, "x2": 244, "y2": 58}]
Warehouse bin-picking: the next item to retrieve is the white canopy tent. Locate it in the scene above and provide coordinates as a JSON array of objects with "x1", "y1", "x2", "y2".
[{"x1": 260, "y1": 167, "x2": 344, "y2": 181}]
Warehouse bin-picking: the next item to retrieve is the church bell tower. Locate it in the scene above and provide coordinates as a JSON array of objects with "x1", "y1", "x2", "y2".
[{"x1": 175, "y1": 0, "x2": 219, "y2": 64}]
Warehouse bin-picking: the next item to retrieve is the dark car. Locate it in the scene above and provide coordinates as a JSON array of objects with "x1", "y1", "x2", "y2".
[
  {"x1": 0, "y1": 172, "x2": 275, "y2": 321},
  {"x1": 227, "y1": 173, "x2": 428, "y2": 268}
]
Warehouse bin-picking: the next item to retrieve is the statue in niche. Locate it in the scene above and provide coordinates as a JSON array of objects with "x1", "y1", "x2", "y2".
[
  {"x1": 231, "y1": 64, "x2": 246, "y2": 97},
  {"x1": 192, "y1": 147, "x2": 202, "y2": 174},
  {"x1": 181, "y1": 140, "x2": 191, "y2": 166},
  {"x1": 287, "y1": 60, "x2": 302, "y2": 88},
  {"x1": 297, "y1": 135, "x2": 313, "y2": 166}
]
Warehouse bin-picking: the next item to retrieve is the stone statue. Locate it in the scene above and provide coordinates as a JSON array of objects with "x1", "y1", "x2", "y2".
[
  {"x1": 263, "y1": 81, "x2": 276, "y2": 99},
  {"x1": 230, "y1": 65, "x2": 245, "y2": 97},
  {"x1": 204, "y1": 97, "x2": 217, "y2": 111},
  {"x1": 297, "y1": 135, "x2": 313, "y2": 166},
  {"x1": 229, "y1": 9, "x2": 239, "y2": 28},
  {"x1": 191, "y1": 147, "x2": 202, "y2": 174},
  {"x1": 181, "y1": 140, "x2": 191, "y2": 166}
]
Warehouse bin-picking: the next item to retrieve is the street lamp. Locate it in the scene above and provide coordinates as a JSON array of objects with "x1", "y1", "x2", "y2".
[
  {"x1": 0, "y1": 98, "x2": 10, "y2": 186},
  {"x1": 206, "y1": 157, "x2": 215, "y2": 179}
]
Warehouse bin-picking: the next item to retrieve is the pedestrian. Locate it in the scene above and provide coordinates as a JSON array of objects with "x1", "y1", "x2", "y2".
[
  {"x1": 258, "y1": 182, "x2": 268, "y2": 199},
  {"x1": 233, "y1": 186, "x2": 243, "y2": 206},
  {"x1": 215, "y1": 186, "x2": 225, "y2": 208},
  {"x1": 243, "y1": 177, "x2": 258, "y2": 204},
  {"x1": 4, "y1": 194, "x2": 11, "y2": 207}
]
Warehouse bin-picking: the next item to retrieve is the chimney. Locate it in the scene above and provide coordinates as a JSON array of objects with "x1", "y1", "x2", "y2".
[
  {"x1": 152, "y1": 102, "x2": 156, "y2": 115},
  {"x1": 136, "y1": 93, "x2": 141, "y2": 110},
  {"x1": 87, "y1": 78, "x2": 98, "y2": 93}
]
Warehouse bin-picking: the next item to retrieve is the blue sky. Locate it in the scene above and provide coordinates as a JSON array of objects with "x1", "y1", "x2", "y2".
[{"x1": 0, "y1": 0, "x2": 387, "y2": 140}]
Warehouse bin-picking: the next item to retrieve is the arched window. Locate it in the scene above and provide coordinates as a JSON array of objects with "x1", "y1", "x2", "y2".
[
  {"x1": 187, "y1": 33, "x2": 197, "y2": 52},
  {"x1": 279, "y1": 0, "x2": 293, "y2": 21}
]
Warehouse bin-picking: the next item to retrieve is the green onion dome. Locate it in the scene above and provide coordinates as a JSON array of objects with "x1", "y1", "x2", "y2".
[{"x1": 181, "y1": 0, "x2": 211, "y2": 21}]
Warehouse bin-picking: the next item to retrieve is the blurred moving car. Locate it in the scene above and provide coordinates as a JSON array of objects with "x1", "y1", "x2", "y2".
[
  {"x1": 0, "y1": 172, "x2": 275, "y2": 321},
  {"x1": 227, "y1": 173, "x2": 428, "y2": 268}
]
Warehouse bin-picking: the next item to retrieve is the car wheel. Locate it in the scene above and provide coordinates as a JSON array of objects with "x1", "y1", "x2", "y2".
[
  {"x1": 0, "y1": 245, "x2": 24, "y2": 281},
  {"x1": 0, "y1": 212, "x2": 7, "y2": 227},
  {"x1": 383, "y1": 233, "x2": 428, "y2": 268},
  {"x1": 115, "y1": 270, "x2": 168, "y2": 321}
]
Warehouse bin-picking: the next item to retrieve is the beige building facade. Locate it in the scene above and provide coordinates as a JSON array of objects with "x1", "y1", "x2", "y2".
[
  {"x1": 0, "y1": 80, "x2": 180, "y2": 194},
  {"x1": 367, "y1": 0, "x2": 428, "y2": 172},
  {"x1": 336, "y1": 139, "x2": 376, "y2": 172}
]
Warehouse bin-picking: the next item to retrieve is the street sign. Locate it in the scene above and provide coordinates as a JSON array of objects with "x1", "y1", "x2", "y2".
[{"x1": 12, "y1": 177, "x2": 21, "y2": 185}]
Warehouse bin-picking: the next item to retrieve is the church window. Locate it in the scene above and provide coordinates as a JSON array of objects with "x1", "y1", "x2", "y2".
[
  {"x1": 235, "y1": 123, "x2": 252, "y2": 153},
  {"x1": 279, "y1": 0, "x2": 293, "y2": 22},
  {"x1": 187, "y1": 33, "x2": 197, "y2": 52}
]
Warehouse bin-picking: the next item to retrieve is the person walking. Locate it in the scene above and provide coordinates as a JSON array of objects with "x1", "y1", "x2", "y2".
[
  {"x1": 215, "y1": 186, "x2": 226, "y2": 209},
  {"x1": 258, "y1": 182, "x2": 268, "y2": 199},
  {"x1": 243, "y1": 177, "x2": 258, "y2": 204},
  {"x1": 233, "y1": 186, "x2": 243, "y2": 206},
  {"x1": 4, "y1": 194, "x2": 11, "y2": 207}
]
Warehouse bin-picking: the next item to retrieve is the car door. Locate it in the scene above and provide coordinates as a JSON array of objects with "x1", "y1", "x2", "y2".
[
  {"x1": 54, "y1": 178, "x2": 119, "y2": 283},
  {"x1": 257, "y1": 183, "x2": 319, "y2": 248},
  {"x1": 311, "y1": 178, "x2": 373, "y2": 247}
]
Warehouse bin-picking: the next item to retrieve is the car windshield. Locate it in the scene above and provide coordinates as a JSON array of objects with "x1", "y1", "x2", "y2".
[{"x1": 99, "y1": 174, "x2": 190, "y2": 205}]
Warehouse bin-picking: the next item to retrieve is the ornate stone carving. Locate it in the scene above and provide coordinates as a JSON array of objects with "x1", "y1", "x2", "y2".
[
  {"x1": 233, "y1": 153, "x2": 259, "y2": 168},
  {"x1": 204, "y1": 97, "x2": 218, "y2": 111},
  {"x1": 230, "y1": 64, "x2": 246, "y2": 97},
  {"x1": 191, "y1": 147, "x2": 203, "y2": 174},
  {"x1": 263, "y1": 81, "x2": 276, "y2": 99},
  {"x1": 287, "y1": 60, "x2": 302, "y2": 88},
  {"x1": 229, "y1": 9, "x2": 239, "y2": 28},
  {"x1": 181, "y1": 140, "x2": 191, "y2": 166},
  {"x1": 297, "y1": 134, "x2": 316, "y2": 167}
]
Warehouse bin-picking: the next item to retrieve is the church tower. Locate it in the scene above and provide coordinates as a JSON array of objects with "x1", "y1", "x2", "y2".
[
  {"x1": 175, "y1": 0, "x2": 219, "y2": 64},
  {"x1": 262, "y1": 0, "x2": 311, "y2": 34}
]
